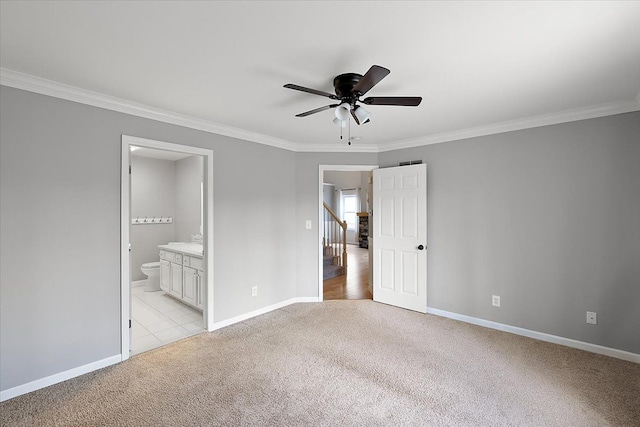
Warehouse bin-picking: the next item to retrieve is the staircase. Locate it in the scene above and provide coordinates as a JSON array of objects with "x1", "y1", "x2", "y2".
[
  {"x1": 322, "y1": 202, "x2": 347, "y2": 280},
  {"x1": 323, "y1": 250, "x2": 344, "y2": 280}
]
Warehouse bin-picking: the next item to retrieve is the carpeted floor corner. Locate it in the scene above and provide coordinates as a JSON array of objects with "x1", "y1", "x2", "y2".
[{"x1": 1, "y1": 300, "x2": 638, "y2": 426}]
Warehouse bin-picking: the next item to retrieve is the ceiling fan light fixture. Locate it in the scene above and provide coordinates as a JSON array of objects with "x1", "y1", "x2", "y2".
[
  {"x1": 333, "y1": 117, "x2": 347, "y2": 128},
  {"x1": 353, "y1": 105, "x2": 371, "y2": 124},
  {"x1": 334, "y1": 103, "x2": 351, "y2": 121}
]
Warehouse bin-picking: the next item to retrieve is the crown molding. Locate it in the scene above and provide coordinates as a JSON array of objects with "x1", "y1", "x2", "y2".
[
  {"x1": 294, "y1": 142, "x2": 379, "y2": 153},
  {"x1": 3, "y1": 67, "x2": 639, "y2": 154},
  {"x1": 377, "y1": 98, "x2": 640, "y2": 152},
  {"x1": 0, "y1": 68, "x2": 299, "y2": 152}
]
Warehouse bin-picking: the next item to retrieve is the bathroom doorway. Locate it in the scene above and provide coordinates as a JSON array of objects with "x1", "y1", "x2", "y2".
[{"x1": 120, "y1": 135, "x2": 214, "y2": 361}]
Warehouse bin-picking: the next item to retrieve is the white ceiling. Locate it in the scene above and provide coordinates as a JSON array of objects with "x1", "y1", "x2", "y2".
[{"x1": 1, "y1": 1, "x2": 639, "y2": 152}]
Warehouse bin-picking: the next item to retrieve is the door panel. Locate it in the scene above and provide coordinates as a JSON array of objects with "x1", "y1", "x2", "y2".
[
  {"x1": 402, "y1": 196, "x2": 418, "y2": 238},
  {"x1": 380, "y1": 197, "x2": 395, "y2": 236},
  {"x1": 401, "y1": 251, "x2": 418, "y2": 295},
  {"x1": 380, "y1": 249, "x2": 395, "y2": 290},
  {"x1": 373, "y1": 164, "x2": 427, "y2": 313}
]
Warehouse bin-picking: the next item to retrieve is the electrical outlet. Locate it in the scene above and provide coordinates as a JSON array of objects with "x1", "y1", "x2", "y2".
[
  {"x1": 251, "y1": 286, "x2": 258, "y2": 297},
  {"x1": 492, "y1": 295, "x2": 501, "y2": 307},
  {"x1": 586, "y1": 311, "x2": 597, "y2": 325}
]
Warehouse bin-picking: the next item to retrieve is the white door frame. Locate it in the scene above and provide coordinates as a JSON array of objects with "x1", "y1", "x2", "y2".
[
  {"x1": 318, "y1": 165, "x2": 377, "y2": 301},
  {"x1": 120, "y1": 135, "x2": 214, "y2": 361}
]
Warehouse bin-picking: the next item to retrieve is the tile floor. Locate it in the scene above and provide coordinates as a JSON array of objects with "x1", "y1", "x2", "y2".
[{"x1": 131, "y1": 285, "x2": 204, "y2": 356}]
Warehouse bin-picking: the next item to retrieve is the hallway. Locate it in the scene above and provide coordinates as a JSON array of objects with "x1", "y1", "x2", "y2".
[{"x1": 323, "y1": 245, "x2": 371, "y2": 300}]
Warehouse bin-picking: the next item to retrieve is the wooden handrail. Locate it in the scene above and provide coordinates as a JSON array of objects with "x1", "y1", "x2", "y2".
[
  {"x1": 323, "y1": 202, "x2": 346, "y2": 229},
  {"x1": 322, "y1": 202, "x2": 348, "y2": 276}
]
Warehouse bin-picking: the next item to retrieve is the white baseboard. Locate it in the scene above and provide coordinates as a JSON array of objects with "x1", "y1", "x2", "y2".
[
  {"x1": 209, "y1": 297, "x2": 319, "y2": 331},
  {"x1": 427, "y1": 307, "x2": 639, "y2": 364},
  {"x1": 0, "y1": 354, "x2": 121, "y2": 402},
  {"x1": 131, "y1": 279, "x2": 146, "y2": 288},
  {"x1": 294, "y1": 297, "x2": 321, "y2": 303}
]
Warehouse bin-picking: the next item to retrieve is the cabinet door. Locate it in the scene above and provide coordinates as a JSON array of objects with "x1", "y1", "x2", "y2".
[
  {"x1": 182, "y1": 267, "x2": 197, "y2": 306},
  {"x1": 160, "y1": 260, "x2": 171, "y2": 292},
  {"x1": 170, "y1": 263, "x2": 183, "y2": 298}
]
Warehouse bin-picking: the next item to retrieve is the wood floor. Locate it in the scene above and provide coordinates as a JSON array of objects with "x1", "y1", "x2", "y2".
[{"x1": 323, "y1": 245, "x2": 372, "y2": 300}]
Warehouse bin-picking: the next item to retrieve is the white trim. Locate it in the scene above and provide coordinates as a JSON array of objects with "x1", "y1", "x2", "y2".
[
  {"x1": 427, "y1": 307, "x2": 640, "y2": 364},
  {"x1": 120, "y1": 139, "x2": 131, "y2": 360},
  {"x1": 294, "y1": 297, "x2": 321, "y2": 303},
  {"x1": 3, "y1": 67, "x2": 638, "y2": 154},
  {"x1": 121, "y1": 135, "x2": 215, "y2": 361},
  {"x1": 295, "y1": 143, "x2": 379, "y2": 153},
  {"x1": 376, "y1": 99, "x2": 640, "y2": 152},
  {"x1": 0, "y1": 355, "x2": 120, "y2": 402},
  {"x1": 318, "y1": 165, "x2": 378, "y2": 301},
  {"x1": 210, "y1": 297, "x2": 319, "y2": 331}
]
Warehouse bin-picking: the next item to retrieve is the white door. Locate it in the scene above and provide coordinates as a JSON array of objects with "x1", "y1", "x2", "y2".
[{"x1": 372, "y1": 164, "x2": 427, "y2": 313}]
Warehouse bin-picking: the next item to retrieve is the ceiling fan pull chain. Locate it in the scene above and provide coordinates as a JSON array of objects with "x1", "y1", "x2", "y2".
[{"x1": 348, "y1": 117, "x2": 351, "y2": 145}]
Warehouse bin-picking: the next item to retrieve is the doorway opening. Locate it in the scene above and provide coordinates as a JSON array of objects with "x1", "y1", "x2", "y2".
[
  {"x1": 121, "y1": 135, "x2": 214, "y2": 361},
  {"x1": 318, "y1": 165, "x2": 377, "y2": 301}
]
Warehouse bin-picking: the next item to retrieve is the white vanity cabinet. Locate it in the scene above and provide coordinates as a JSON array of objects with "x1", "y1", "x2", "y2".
[{"x1": 159, "y1": 246, "x2": 204, "y2": 311}]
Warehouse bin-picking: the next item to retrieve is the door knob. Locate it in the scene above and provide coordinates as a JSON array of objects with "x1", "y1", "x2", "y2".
[{"x1": 417, "y1": 244, "x2": 425, "y2": 250}]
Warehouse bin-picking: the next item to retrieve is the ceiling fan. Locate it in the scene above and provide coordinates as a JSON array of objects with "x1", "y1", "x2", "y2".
[{"x1": 284, "y1": 65, "x2": 422, "y2": 126}]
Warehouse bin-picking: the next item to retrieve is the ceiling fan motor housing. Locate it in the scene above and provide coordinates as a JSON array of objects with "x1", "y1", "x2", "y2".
[{"x1": 333, "y1": 73, "x2": 363, "y2": 100}]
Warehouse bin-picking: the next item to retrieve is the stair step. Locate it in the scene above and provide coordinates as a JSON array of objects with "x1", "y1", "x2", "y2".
[{"x1": 323, "y1": 264, "x2": 344, "y2": 280}]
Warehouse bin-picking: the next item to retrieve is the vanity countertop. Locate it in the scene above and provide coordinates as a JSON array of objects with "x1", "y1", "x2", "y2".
[{"x1": 158, "y1": 243, "x2": 203, "y2": 257}]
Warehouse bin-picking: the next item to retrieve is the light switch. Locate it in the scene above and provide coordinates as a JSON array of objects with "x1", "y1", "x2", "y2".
[{"x1": 305, "y1": 220, "x2": 312, "y2": 229}]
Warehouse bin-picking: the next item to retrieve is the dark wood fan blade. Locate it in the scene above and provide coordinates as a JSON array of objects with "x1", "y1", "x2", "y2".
[
  {"x1": 352, "y1": 65, "x2": 390, "y2": 96},
  {"x1": 284, "y1": 84, "x2": 338, "y2": 99},
  {"x1": 295, "y1": 104, "x2": 339, "y2": 117},
  {"x1": 362, "y1": 97, "x2": 422, "y2": 106}
]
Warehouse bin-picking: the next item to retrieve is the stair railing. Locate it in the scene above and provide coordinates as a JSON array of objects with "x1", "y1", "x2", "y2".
[{"x1": 323, "y1": 202, "x2": 347, "y2": 275}]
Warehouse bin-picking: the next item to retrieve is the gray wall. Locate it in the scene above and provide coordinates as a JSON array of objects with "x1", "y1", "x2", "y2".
[
  {"x1": 0, "y1": 86, "x2": 297, "y2": 391},
  {"x1": 130, "y1": 156, "x2": 176, "y2": 281},
  {"x1": 378, "y1": 112, "x2": 640, "y2": 354},
  {"x1": 1, "y1": 83, "x2": 637, "y2": 395},
  {"x1": 175, "y1": 155, "x2": 203, "y2": 243}
]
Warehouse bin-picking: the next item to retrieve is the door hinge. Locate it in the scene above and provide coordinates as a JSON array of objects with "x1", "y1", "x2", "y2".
[
  {"x1": 129, "y1": 319, "x2": 132, "y2": 328},
  {"x1": 129, "y1": 165, "x2": 131, "y2": 174}
]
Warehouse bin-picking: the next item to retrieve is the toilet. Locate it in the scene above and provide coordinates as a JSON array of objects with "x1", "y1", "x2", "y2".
[{"x1": 140, "y1": 262, "x2": 161, "y2": 292}]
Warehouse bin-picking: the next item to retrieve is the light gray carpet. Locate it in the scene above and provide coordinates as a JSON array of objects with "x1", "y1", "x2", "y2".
[{"x1": 1, "y1": 301, "x2": 638, "y2": 426}]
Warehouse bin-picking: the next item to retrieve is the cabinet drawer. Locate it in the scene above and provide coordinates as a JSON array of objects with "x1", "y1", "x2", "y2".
[
  {"x1": 190, "y1": 257, "x2": 203, "y2": 271},
  {"x1": 160, "y1": 250, "x2": 182, "y2": 264}
]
